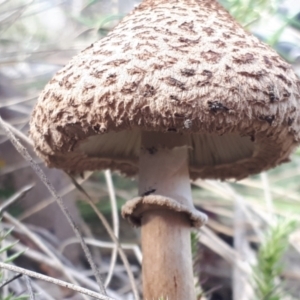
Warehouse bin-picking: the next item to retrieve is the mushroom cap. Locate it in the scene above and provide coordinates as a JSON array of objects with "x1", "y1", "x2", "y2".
[{"x1": 30, "y1": 0, "x2": 300, "y2": 180}]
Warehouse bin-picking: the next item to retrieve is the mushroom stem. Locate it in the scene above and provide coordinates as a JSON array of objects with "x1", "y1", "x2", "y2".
[
  {"x1": 139, "y1": 131, "x2": 196, "y2": 300},
  {"x1": 141, "y1": 210, "x2": 195, "y2": 300}
]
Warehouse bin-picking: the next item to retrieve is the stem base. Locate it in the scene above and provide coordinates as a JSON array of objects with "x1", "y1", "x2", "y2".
[{"x1": 141, "y1": 209, "x2": 195, "y2": 300}]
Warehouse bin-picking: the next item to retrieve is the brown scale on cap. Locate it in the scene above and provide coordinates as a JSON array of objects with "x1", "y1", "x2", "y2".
[{"x1": 30, "y1": 0, "x2": 300, "y2": 181}]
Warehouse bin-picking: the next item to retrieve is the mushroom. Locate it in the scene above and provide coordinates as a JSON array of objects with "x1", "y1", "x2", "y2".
[{"x1": 30, "y1": 0, "x2": 300, "y2": 299}]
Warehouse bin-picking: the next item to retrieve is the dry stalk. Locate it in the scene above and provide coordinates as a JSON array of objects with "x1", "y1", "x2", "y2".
[
  {"x1": 0, "y1": 262, "x2": 114, "y2": 300},
  {"x1": 0, "y1": 115, "x2": 107, "y2": 295},
  {"x1": 104, "y1": 170, "x2": 119, "y2": 288},
  {"x1": 69, "y1": 176, "x2": 140, "y2": 300}
]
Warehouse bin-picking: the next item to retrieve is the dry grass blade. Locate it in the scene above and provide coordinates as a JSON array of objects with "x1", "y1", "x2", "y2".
[
  {"x1": 18, "y1": 174, "x2": 93, "y2": 221},
  {"x1": 193, "y1": 179, "x2": 232, "y2": 201},
  {"x1": 0, "y1": 219, "x2": 9, "y2": 298},
  {"x1": 29, "y1": 279, "x2": 56, "y2": 300},
  {"x1": 60, "y1": 238, "x2": 142, "y2": 265},
  {"x1": 25, "y1": 275, "x2": 35, "y2": 300},
  {"x1": 0, "y1": 96, "x2": 36, "y2": 108},
  {"x1": 0, "y1": 262, "x2": 115, "y2": 300},
  {"x1": 69, "y1": 176, "x2": 140, "y2": 300},
  {"x1": 200, "y1": 226, "x2": 251, "y2": 275},
  {"x1": 0, "y1": 184, "x2": 34, "y2": 213},
  {"x1": 195, "y1": 179, "x2": 266, "y2": 239},
  {"x1": 3, "y1": 211, "x2": 91, "y2": 300},
  {"x1": 238, "y1": 178, "x2": 300, "y2": 203},
  {"x1": 222, "y1": 183, "x2": 265, "y2": 240},
  {"x1": 0, "y1": 118, "x2": 33, "y2": 146},
  {"x1": 104, "y1": 170, "x2": 119, "y2": 288},
  {"x1": 10, "y1": 242, "x2": 117, "y2": 296},
  {"x1": 260, "y1": 172, "x2": 274, "y2": 221},
  {"x1": 0, "y1": 161, "x2": 39, "y2": 176},
  {"x1": 233, "y1": 197, "x2": 254, "y2": 300},
  {"x1": 0, "y1": 115, "x2": 107, "y2": 296},
  {"x1": 0, "y1": 2, "x2": 30, "y2": 34},
  {"x1": 0, "y1": 273, "x2": 22, "y2": 289}
]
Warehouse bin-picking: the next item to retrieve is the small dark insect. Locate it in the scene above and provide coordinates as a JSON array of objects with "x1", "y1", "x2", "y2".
[
  {"x1": 208, "y1": 101, "x2": 229, "y2": 113},
  {"x1": 142, "y1": 189, "x2": 156, "y2": 196},
  {"x1": 146, "y1": 147, "x2": 157, "y2": 155}
]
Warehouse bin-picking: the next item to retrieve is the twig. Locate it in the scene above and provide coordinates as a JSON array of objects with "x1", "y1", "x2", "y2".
[
  {"x1": 0, "y1": 161, "x2": 37, "y2": 176},
  {"x1": 3, "y1": 211, "x2": 89, "y2": 300},
  {"x1": 232, "y1": 196, "x2": 253, "y2": 300},
  {"x1": 0, "y1": 118, "x2": 33, "y2": 146},
  {"x1": 195, "y1": 179, "x2": 265, "y2": 240},
  {"x1": 222, "y1": 183, "x2": 264, "y2": 242},
  {"x1": 11, "y1": 236, "x2": 139, "y2": 296},
  {"x1": 104, "y1": 170, "x2": 119, "y2": 287},
  {"x1": 60, "y1": 238, "x2": 142, "y2": 265},
  {"x1": 260, "y1": 172, "x2": 274, "y2": 223},
  {"x1": 200, "y1": 226, "x2": 251, "y2": 275},
  {"x1": 25, "y1": 275, "x2": 35, "y2": 300},
  {"x1": 0, "y1": 262, "x2": 115, "y2": 300},
  {"x1": 0, "y1": 96, "x2": 36, "y2": 108},
  {"x1": 237, "y1": 178, "x2": 300, "y2": 203},
  {"x1": 0, "y1": 221, "x2": 9, "y2": 298},
  {"x1": 0, "y1": 273, "x2": 22, "y2": 289},
  {"x1": 0, "y1": 184, "x2": 34, "y2": 214},
  {"x1": 29, "y1": 278, "x2": 56, "y2": 300},
  {"x1": 69, "y1": 176, "x2": 140, "y2": 300},
  {"x1": 19, "y1": 174, "x2": 92, "y2": 221},
  {"x1": 12, "y1": 244, "x2": 123, "y2": 299},
  {"x1": 0, "y1": 115, "x2": 107, "y2": 295},
  {"x1": 10, "y1": 243, "x2": 106, "y2": 294}
]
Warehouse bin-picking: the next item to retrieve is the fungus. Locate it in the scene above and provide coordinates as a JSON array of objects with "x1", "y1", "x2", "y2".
[{"x1": 30, "y1": 0, "x2": 300, "y2": 299}]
